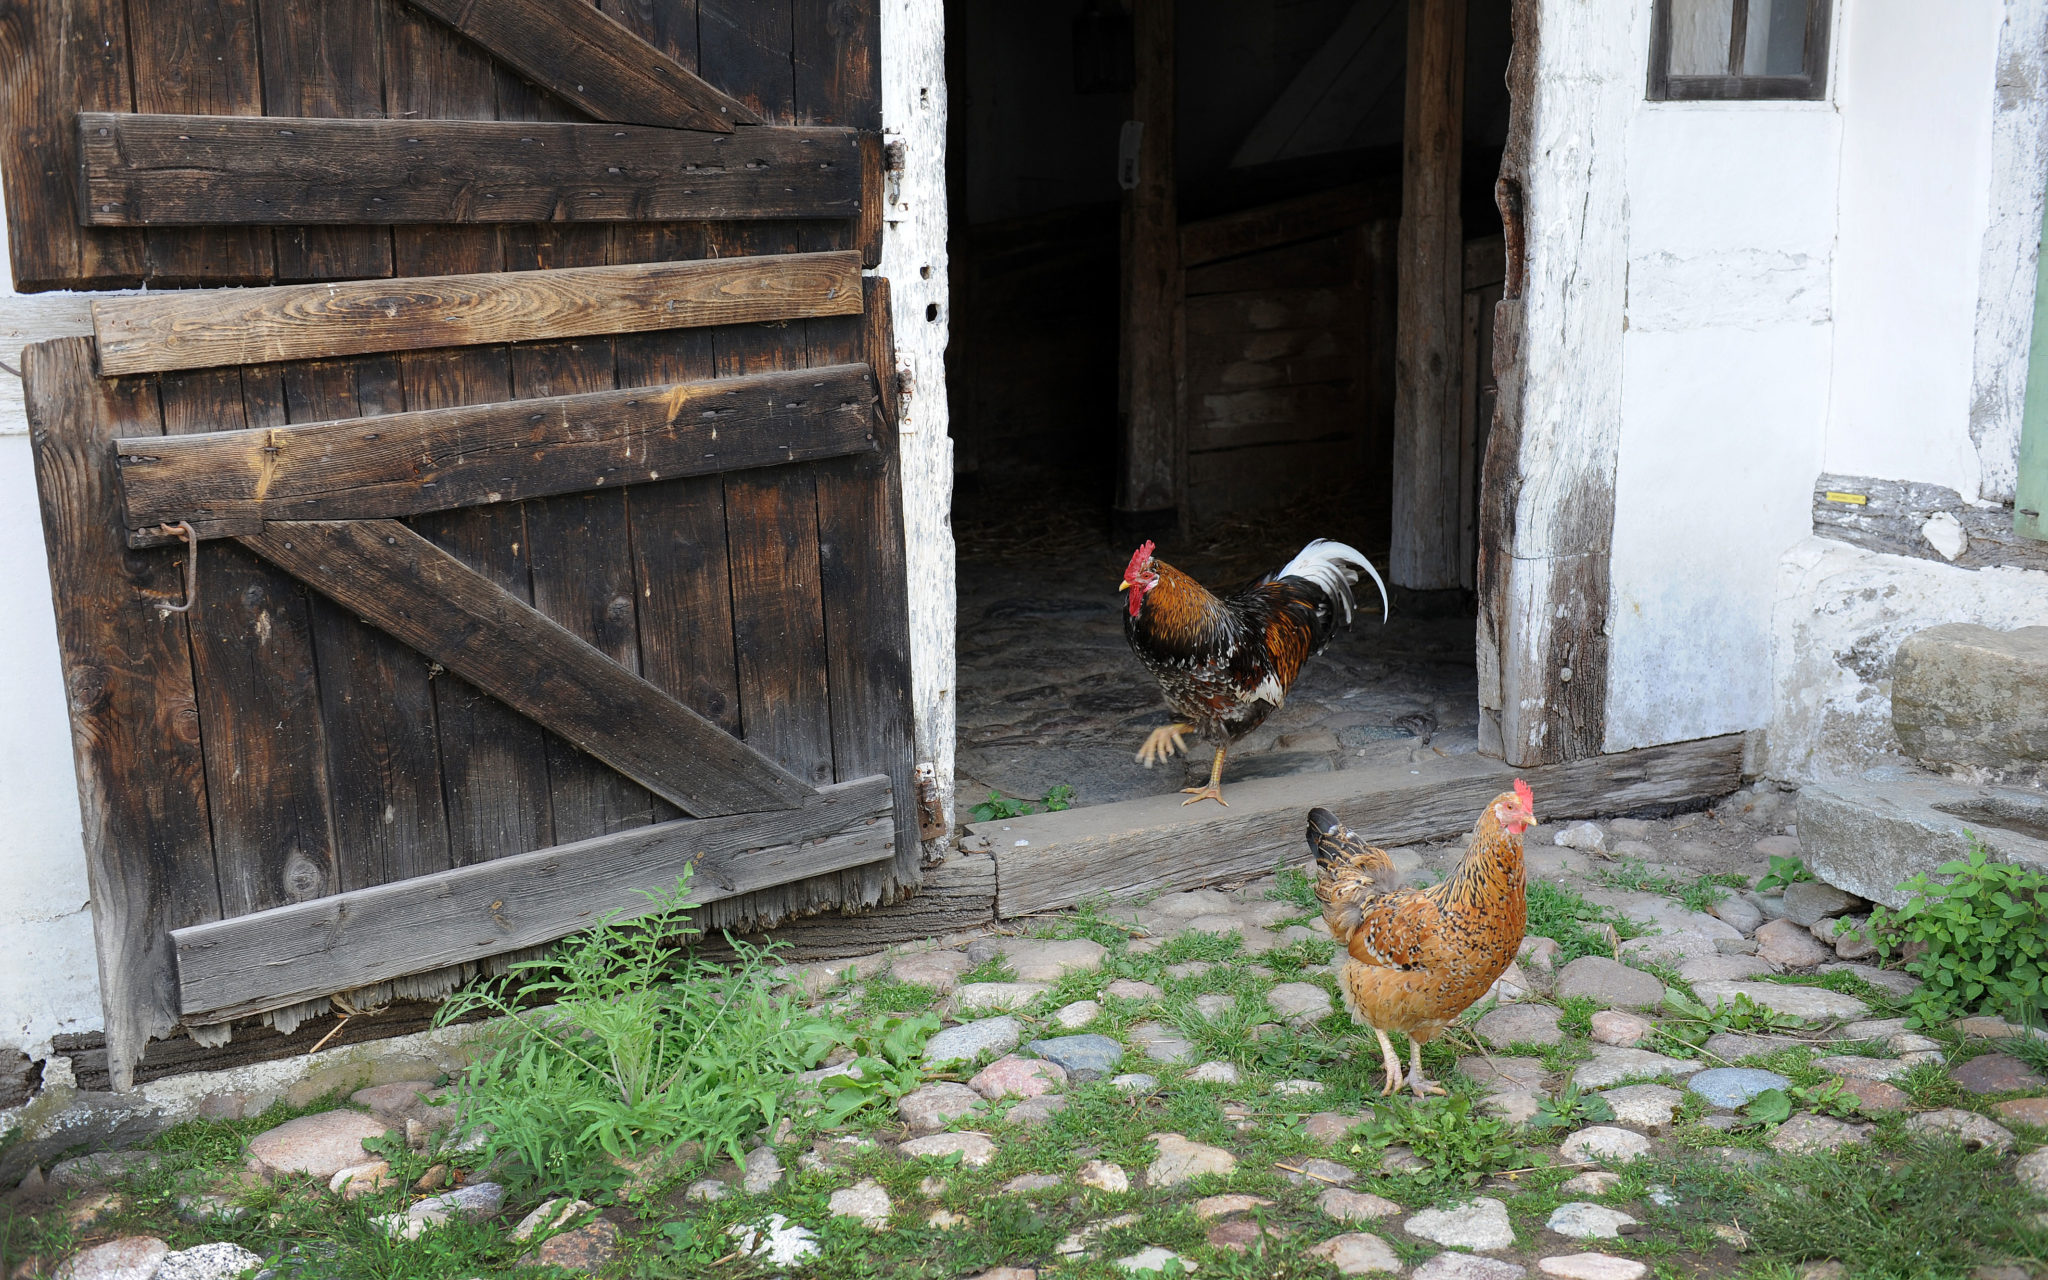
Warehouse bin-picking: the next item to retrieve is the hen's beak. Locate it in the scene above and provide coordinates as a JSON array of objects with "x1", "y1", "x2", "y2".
[{"x1": 1119, "y1": 580, "x2": 1131, "y2": 591}]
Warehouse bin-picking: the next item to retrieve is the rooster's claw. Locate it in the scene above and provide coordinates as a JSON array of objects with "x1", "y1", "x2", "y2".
[
  {"x1": 1179, "y1": 784, "x2": 1228, "y2": 807},
  {"x1": 1136, "y1": 723, "x2": 1193, "y2": 768}
]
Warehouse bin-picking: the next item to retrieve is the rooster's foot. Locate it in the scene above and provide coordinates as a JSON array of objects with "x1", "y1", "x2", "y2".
[
  {"x1": 1405, "y1": 1073, "x2": 1447, "y2": 1098},
  {"x1": 1179, "y1": 784, "x2": 1229, "y2": 807},
  {"x1": 1136, "y1": 723, "x2": 1193, "y2": 768}
]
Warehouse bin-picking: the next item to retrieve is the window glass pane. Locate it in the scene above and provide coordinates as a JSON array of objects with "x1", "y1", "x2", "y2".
[
  {"x1": 1669, "y1": 0, "x2": 1734, "y2": 75},
  {"x1": 1742, "y1": 0, "x2": 1810, "y2": 76}
]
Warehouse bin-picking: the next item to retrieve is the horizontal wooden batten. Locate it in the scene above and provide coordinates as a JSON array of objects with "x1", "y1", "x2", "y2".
[
  {"x1": 91, "y1": 252, "x2": 863, "y2": 376},
  {"x1": 242, "y1": 519, "x2": 814, "y2": 819},
  {"x1": 400, "y1": 0, "x2": 760, "y2": 133},
  {"x1": 976, "y1": 736, "x2": 1745, "y2": 917},
  {"x1": 173, "y1": 776, "x2": 894, "y2": 1020},
  {"x1": 117, "y1": 364, "x2": 879, "y2": 545},
  {"x1": 77, "y1": 114, "x2": 861, "y2": 227}
]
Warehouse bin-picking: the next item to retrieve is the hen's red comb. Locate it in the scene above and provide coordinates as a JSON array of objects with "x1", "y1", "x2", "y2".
[
  {"x1": 1513, "y1": 778, "x2": 1533, "y2": 809},
  {"x1": 1124, "y1": 540, "x2": 1157, "y2": 580}
]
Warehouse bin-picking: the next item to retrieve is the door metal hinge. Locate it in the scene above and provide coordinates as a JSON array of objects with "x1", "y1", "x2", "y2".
[{"x1": 913, "y1": 761, "x2": 948, "y2": 841}]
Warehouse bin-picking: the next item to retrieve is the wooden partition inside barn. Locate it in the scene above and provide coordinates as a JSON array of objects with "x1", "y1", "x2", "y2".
[{"x1": 2, "y1": 0, "x2": 916, "y2": 1090}]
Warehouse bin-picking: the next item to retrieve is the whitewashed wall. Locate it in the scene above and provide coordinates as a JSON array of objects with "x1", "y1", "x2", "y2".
[
  {"x1": 1602, "y1": 0, "x2": 2048, "y2": 765},
  {"x1": 0, "y1": 201, "x2": 103, "y2": 1059}
]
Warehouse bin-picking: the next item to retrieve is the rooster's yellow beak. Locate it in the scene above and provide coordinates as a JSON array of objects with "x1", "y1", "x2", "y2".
[{"x1": 1119, "y1": 580, "x2": 1131, "y2": 591}]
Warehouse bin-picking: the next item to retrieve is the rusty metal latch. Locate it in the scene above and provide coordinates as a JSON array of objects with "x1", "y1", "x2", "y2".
[{"x1": 153, "y1": 521, "x2": 199, "y2": 615}]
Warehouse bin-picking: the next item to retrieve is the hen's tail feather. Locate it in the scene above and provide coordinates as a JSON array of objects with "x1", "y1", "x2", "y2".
[
  {"x1": 1275, "y1": 538, "x2": 1390, "y2": 626},
  {"x1": 1309, "y1": 806, "x2": 1399, "y2": 943}
]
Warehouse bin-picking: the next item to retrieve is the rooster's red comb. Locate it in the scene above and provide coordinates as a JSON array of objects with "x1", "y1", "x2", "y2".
[
  {"x1": 1513, "y1": 778, "x2": 1533, "y2": 810},
  {"x1": 1124, "y1": 540, "x2": 1157, "y2": 580}
]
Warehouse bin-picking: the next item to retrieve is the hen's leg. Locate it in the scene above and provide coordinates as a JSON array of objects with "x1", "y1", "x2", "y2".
[
  {"x1": 1374, "y1": 1028, "x2": 1403, "y2": 1097},
  {"x1": 1136, "y1": 723, "x2": 1194, "y2": 767},
  {"x1": 1180, "y1": 745, "x2": 1229, "y2": 806},
  {"x1": 1406, "y1": 1038, "x2": 1446, "y2": 1098}
]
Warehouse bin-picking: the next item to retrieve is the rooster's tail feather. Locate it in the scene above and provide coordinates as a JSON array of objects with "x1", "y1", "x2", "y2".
[{"x1": 1276, "y1": 539, "x2": 1390, "y2": 626}]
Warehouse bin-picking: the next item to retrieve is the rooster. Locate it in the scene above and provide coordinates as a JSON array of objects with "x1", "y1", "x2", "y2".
[
  {"x1": 1309, "y1": 781, "x2": 1536, "y2": 1097},
  {"x1": 1120, "y1": 539, "x2": 1387, "y2": 806}
]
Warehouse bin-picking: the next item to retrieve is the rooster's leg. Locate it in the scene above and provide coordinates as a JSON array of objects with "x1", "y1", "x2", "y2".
[
  {"x1": 1179, "y1": 745, "x2": 1229, "y2": 806},
  {"x1": 1136, "y1": 723, "x2": 1194, "y2": 768},
  {"x1": 1373, "y1": 1028, "x2": 1403, "y2": 1097},
  {"x1": 1405, "y1": 1038, "x2": 1446, "y2": 1098}
]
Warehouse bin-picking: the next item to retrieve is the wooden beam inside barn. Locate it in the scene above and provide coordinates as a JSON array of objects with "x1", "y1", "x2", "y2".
[
  {"x1": 1115, "y1": 0, "x2": 1184, "y2": 530},
  {"x1": 241, "y1": 520, "x2": 815, "y2": 818},
  {"x1": 116, "y1": 364, "x2": 879, "y2": 544},
  {"x1": 173, "y1": 776, "x2": 894, "y2": 1021},
  {"x1": 76, "y1": 114, "x2": 861, "y2": 227},
  {"x1": 91, "y1": 252, "x2": 863, "y2": 375},
  {"x1": 399, "y1": 0, "x2": 760, "y2": 132},
  {"x1": 1390, "y1": 0, "x2": 1467, "y2": 590}
]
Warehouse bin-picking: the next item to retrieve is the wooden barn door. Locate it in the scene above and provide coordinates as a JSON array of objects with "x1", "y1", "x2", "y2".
[{"x1": 4, "y1": 0, "x2": 912, "y2": 1089}]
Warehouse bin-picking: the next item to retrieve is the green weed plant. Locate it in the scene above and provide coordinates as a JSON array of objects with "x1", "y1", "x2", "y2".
[{"x1": 1864, "y1": 838, "x2": 2048, "y2": 1029}]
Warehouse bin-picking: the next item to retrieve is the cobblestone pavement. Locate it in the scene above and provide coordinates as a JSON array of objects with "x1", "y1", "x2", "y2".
[{"x1": 954, "y1": 486, "x2": 1478, "y2": 811}]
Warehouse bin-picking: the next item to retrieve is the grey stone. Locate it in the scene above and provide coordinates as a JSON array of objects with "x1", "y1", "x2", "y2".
[
  {"x1": 1145, "y1": 1132, "x2": 1237, "y2": 1186},
  {"x1": 1691, "y1": 979, "x2": 1869, "y2": 1022},
  {"x1": 1127, "y1": 1022, "x2": 1195, "y2": 1063},
  {"x1": 1710, "y1": 895, "x2": 1764, "y2": 934},
  {"x1": 152, "y1": 1243, "x2": 265, "y2": 1280},
  {"x1": 2014, "y1": 1149, "x2": 2048, "y2": 1197},
  {"x1": 1555, "y1": 957, "x2": 1665, "y2": 1010},
  {"x1": 1458, "y1": 1056, "x2": 1549, "y2": 1091},
  {"x1": 48, "y1": 1151, "x2": 162, "y2": 1188},
  {"x1": 1537, "y1": 1255, "x2": 1648, "y2": 1280},
  {"x1": 1163, "y1": 962, "x2": 1212, "y2": 980},
  {"x1": 1782, "y1": 881, "x2": 1862, "y2": 927},
  {"x1": 1054, "y1": 999, "x2": 1102, "y2": 1029},
  {"x1": 1115, "y1": 1247, "x2": 1196, "y2": 1274},
  {"x1": 1892, "y1": 623, "x2": 2048, "y2": 776},
  {"x1": 1006, "y1": 1096, "x2": 1070, "y2": 1126},
  {"x1": 1027, "y1": 1033, "x2": 1124, "y2": 1081},
  {"x1": 1412, "y1": 1255, "x2": 1527, "y2": 1280},
  {"x1": 247, "y1": 1111, "x2": 391, "y2": 1179},
  {"x1": 1558, "y1": 1127, "x2": 1652, "y2": 1165},
  {"x1": 1813, "y1": 1055, "x2": 1909, "y2": 1082},
  {"x1": 1904, "y1": 1108, "x2": 2015, "y2": 1152},
  {"x1": 1555, "y1": 822, "x2": 1606, "y2": 852},
  {"x1": 1596, "y1": 1084, "x2": 1681, "y2": 1129},
  {"x1": 924, "y1": 1016, "x2": 1021, "y2": 1067},
  {"x1": 1716, "y1": 937, "x2": 1761, "y2": 955},
  {"x1": 1187, "y1": 1060, "x2": 1240, "y2": 1084},
  {"x1": 1319, "y1": 1188, "x2": 1403, "y2": 1222},
  {"x1": 890, "y1": 950, "x2": 975, "y2": 993},
  {"x1": 1001, "y1": 937, "x2": 1106, "y2": 982},
  {"x1": 50, "y1": 1237, "x2": 168, "y2": 1280},
  {"x1": 897, "y1": 1083, "x2": 983, "y2": 1133},
  {"x1": 1192, "y1": 992, "x2": 1234, "y2": 1022},
  {"x1": 1755, "y1": 918, "x2": 1831, "y2": 968},
  {"x1": 1546, "y1": 1202, "x2": 1638, "y2": 1240},
  {"x1": 1769, "y1": 1113, "x2": 1867, "y2": 1155},
  {"x1": 1306, "y1": 1231, "x2": 1402, "y2": 1275},
  {"x1": 1077, "y1": 1159, "x2": 1130, "y2": 1192},
  {"x1": 1405, "y1": 1197, "x2": 1515, "y2": 1250},
  {"x1": 1152, "y1": 888, "x2": 1234, "y2": 917},
  {"x1": 1798, "y1": 770, "x2": 2048, "y2": 910},
  {"x1": 1677, "y1": 954, "x2": 1775, "y2": 983},
  {"x1": 1105, "y1": 979, "x2": 1165, "y2": 1000},
  {"x1": 1688, "y1": 1067, "x2": 1791, "y2": 1109},
  {"x1": 1821, "y1": 963, "x2": 1921, "y2": 998},
  {"x1": 513, "y1": 1198, "x2": 597, "y2": 1242},
  {"x1": 1589, "y1": 1011, "x2": 1656, "y2": 1047},
  {"x1": 828, "y1": 1179, "x2": 892, "y2": 1228},
  {"x1": 1570, "y1": 1047, "x2": 1690, "y2": 1090},
  {"x1": 1480, "y1": 1091, "x2": 1544, "y2": 1125},
  {"x1": 899, "y1": 1131, "x2": 998, "y2": 1165},
  {"x1": 965, "y1": 938, "x2": 1002, "y2": 965},
  {"x1": 1475, "y1": 1003, "x2": 1564, "y2": 1048},
  {"x1": 1281, "y1": 1157, "x2": 1358, "y2": 1186},
  {"x1": 1810, "y1": 917, "x2": 1877, "y2": 960},
  {"x1": 728, "y1": 1214, "x2": 820, "y2": 1267},
  {"x1": 1111, "y1": 1072, "x2": 1160, "y2": 1094},
  {"x1": 955, "y1": 982, "x2": 1049, "y2": 1014},
  {"x1": 406, "y1": 1180, "x2": 504, "y2": 1227},
  {"x1": 1268, "y1": 982, "x2": 1335, "y2": 1024}
]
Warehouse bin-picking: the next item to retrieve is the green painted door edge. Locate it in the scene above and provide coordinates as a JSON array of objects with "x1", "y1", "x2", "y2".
[{"x1": 2016, "y1": 188, "x2": 2048, "y2": 542}]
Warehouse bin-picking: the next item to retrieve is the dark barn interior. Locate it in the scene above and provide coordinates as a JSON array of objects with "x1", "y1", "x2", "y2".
[{"x1": 946, "y1": 0, "x2": 1516, "y2": 814}]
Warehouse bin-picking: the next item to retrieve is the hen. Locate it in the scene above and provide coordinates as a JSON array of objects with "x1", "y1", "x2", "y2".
[
  {"x1": 1120, "y1": 539, "x2": 1388, "y2": 805},
  {"x1": 1309, "y1": 780, "x2": 1536, "y2": 1096}
]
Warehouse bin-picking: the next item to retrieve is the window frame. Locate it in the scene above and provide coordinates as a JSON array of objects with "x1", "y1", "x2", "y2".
[{"x1": 1646, "y1": 0, "x2": 1832, "y2": 102}]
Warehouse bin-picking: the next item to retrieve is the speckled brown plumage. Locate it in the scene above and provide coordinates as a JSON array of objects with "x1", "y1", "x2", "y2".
[{"x1": 1309, "y1": 782, "x2": 1536, "y2": 1095}]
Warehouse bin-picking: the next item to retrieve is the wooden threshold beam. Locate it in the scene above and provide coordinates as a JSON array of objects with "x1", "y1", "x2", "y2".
[
  {"x1": 174, "y1": 776, "x2": 893, "y2": 1021},
  {"x1": 976, "y1": 735, "x2": 1745, "y2": 916},
  {"x1": 91, "y1": 251, "x2": 862, "y2": 376},
  {"x1": 117, "y1": 363, "x2": 878, "y2": 546},
  {"x1": 401, "y1": 0, "x2": 760, "y2": 132},
  {"x1": 77, "y1": 114, "x2": 859, "y2": 227},
  {"x1": 242, "y1": 519, "x2": 814, "y2": 819}
]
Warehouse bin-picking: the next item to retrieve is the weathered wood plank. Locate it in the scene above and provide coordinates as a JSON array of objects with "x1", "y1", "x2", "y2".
[
  {"x1": 90, "y1": 252, "x2": 865, "y2": 376},
  {"x1": 115, "y1": 363, "x2": 880, "y2": 543},
  {"x1": 24, "y1": 337, "x2": 215, "y2": 1091},
  {"x1": 1178, "y1": 181, "x2": 1399, "y2": 268},
  {"x1": 158, "y1": 367, "x2": 341, "y2": 917},
  {"x1": 124, "y1": 0, "x2": 273, "y2": 285},
  {"x1": 981, "y1": 736, "x2": 1745, "y2": 916},
  {"x1": 716, "y1": 852, "x2": 993, "y2": 962},
  {"x1": 402, "y1": 0, "x2": 758, "y2": 132},
  {"x1": 254, "y1": 0, "x2": 393, "y2": 280},
  {"x1": 0, "y1": 0, "x2": 143, "y2": 289},
  {"x1": 383, "y1": 0, "x2": 504, "y2": 280},
  {"x1": 77, "y1": 114, "x2": 862, "y2": 228},
  {"x1": 723, "y1": 470, "x2": 836, "y2": 788},
  {"x1": 173, "y1": 776, "x2": 894, "y2": 1020},
  {"x1": 1812, "y1": 473, "x2": 2048, "y2": 572},
  {"x1": 240, "y1": 518, "x2": 812, "y2": 817},
  {"x1": 1114, "y1": 0, "x2": 1183, "y2": 523},
  {"x1": 596, "y1": 0, "x2": 711, "y2": 271}
]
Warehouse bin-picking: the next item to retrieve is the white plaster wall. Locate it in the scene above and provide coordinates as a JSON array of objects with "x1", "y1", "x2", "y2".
[
  {"x1": 0, "y1": 199, "x2": 104, "y2": 1058},
  {"x1": 1605, "y1": 105, "x2": 1840, "y2": 753},
  {"x1": 1825, "y1": 0, "x2": 2005, "y2": 496}
]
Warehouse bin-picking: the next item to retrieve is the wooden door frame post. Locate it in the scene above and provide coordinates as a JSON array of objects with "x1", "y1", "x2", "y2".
[
  {"x1": 1390, "y1": 0, "x2": 1466, "y2": 589},
  {"x1": 1115, "y1": 0, "x2": 1183, "y2": 539}
]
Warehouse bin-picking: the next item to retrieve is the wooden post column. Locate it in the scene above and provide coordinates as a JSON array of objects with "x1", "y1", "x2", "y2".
[
  {"x1": 1115, "y1": 0, "x2": 1183, "y2": 537},
  {"x1": 1390, "y1": 0, "x2": 1467, "y2": 589}
]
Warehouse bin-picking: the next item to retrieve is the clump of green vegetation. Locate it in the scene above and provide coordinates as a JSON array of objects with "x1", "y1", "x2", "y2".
[
  {"x1": 1658, "y1": 989, "x2": 1810, "y2": 1055},
  {"x1": 1742, "y1": 1077, "x2": 1859, "y2": 1126},
  {"x1": 436, "y1": 871, "x2": 831, "y2": 1192},
  {"x1": 1268, "y1": 864, "x2": 1318, "y2": 912},
  {"x1": 1526, "y1": 1081, "x2": 1614, "y2": 1136},
  {"x1": 811, "y1": 1009, "x2": 943, "y2": 1126},
  {"x1": 1353, "y1": 1094, "x2": 1519, "y2": 1188},
  {"x1": 1865, "y1": 838, "x2": 2048, "y2": 1028},
  {"x1": 1755, "y1": 854, "x2": 1814, "y2": 894},
  {"x1": 1525, "y1": 878, "x2": 1639, "y2": 961},
  {"x1": 969, "y1": 783, "x2": 1076, "y2": 821}
]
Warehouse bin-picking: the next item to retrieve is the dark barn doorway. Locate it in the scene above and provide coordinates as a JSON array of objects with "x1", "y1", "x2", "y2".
[{"x1": 945, "y1": 0, "x2": 1516, "y2": 814}]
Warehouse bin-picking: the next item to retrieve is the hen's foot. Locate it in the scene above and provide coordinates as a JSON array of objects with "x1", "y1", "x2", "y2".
[
  {"x1": 1179, "y1": 783, "x2": 1228, "y2": 807},
  {"x1": 1379, "y1": 1067, "x2": 1405, "y2": 1096},
  {"x1": 1136, "y1": 723, "x2": 1193, "y2": 768},
  {"x1": 1406, "y1": 1072, "x2": 1447, "y2": 1098}
]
